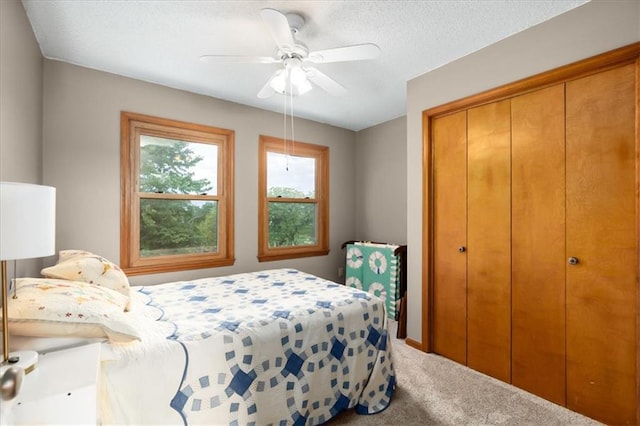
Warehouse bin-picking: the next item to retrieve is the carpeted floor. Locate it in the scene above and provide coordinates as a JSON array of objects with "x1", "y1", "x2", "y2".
[{"x1": 327, "y1": 321, "x2": 601, "y2": 425}]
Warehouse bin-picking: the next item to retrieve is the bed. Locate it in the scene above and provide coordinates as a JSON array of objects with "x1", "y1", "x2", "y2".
[{"x1": 5, "y1": 262, "x2": 395, "y2": 425}]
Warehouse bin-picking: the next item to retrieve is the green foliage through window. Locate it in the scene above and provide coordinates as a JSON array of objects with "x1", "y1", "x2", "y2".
[
  {"x1": 138, "y1": 137, "x2": 218, "y2": 257},
  {"x1": 140, "y1": 137, "x2": 215, "y2": 194},
  {"x1": 140, "y1": 199, "x2": 218, "y2": 257},
  {"x1": 258, "y1": 135, "x2": 327, "y2": 261},
  {"x1": 121, "y1": 111, "x2": 234, "y2": 274},
  {"x1": 267, "y1": 187, "x2": 316, "y2": 247}
]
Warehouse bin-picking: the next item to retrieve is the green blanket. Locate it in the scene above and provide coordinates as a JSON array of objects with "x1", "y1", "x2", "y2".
[{"x1": 345, "y1": 242, "x2": 400, "y2": 319}]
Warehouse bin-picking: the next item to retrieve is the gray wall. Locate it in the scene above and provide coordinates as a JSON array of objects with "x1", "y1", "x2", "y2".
[
  {"x1": 354, "y1": 116, "x2": 407, "y2": 245},
  {"x1": 42, "y1": 60, "x2": 357, "y2": 286},
  {"x1": 0, "y1": 0, "x2": 42, "y2": 183},
  {"x1": 0, "y1": 0, "x2": 45, "y2": 277},
  {"x1": 405, "y1": 0, "x2": 640, "y2": 343}
]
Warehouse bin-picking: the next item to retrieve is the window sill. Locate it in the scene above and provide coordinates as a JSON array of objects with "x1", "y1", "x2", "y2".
[
  {"x1": 123, "y1": 257, "x2": 235, "y2": 276},
  {"x1": 258, "y1": 249, "x2": 329, "y2": 263}
]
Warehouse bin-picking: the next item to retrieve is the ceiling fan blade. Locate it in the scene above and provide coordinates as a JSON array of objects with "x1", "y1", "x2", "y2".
[
  {"x1": 260, "y1": 8, "x2": 295, "y2": 53},
  {"x1": 305, "y1": 67, "x2": 346, "y2": 96},
  {"x1": 200, "y1": 55, "x2": 278, "y2": 64},
  {"x1": 307, "y1": 43, "x2": 380, "y2": 64},
  {"x1": 257, "y1": 70, "x2": 280, "y2": 98}
]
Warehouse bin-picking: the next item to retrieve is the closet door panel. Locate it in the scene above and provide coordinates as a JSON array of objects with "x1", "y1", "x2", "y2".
[
  {"x1": 566, "y1": 63, "x2": 637, "y2": 425},
  {"x1": 511, "y1": 84, "x2": 566, "y2": 405},
  {"x1": 466, "y1": 100, "x2": 512, "y2": 383},
  {"x1": 432, "y1": 111, "x2": 468, "y2": 364}
]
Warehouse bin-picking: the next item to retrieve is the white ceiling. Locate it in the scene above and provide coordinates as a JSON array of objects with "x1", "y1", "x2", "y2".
[{"x1": 21, "y1": 0, "x2": 588, "y2": 131}]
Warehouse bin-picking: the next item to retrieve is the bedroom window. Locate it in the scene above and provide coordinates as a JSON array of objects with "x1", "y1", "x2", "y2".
[
  {"x1": 258, "y1": 135, "x2": 329, "y2": 262},
  {"x1": 121, "y1": 112, "x2": 234, "y2": 275}
]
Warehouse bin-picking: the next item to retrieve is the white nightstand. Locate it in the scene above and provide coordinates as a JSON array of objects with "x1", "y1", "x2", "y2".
[{"x1": 1, "y1": 342, "x2": 101, "y2": 425}]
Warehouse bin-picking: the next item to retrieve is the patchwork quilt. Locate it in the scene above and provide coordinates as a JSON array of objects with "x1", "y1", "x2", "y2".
[
  {"x1": 345, "y1": 243, "x2": 401, "y2": 320},
  {"x1": 100, "y1": 269, "x2": 395, "y2": 425}
]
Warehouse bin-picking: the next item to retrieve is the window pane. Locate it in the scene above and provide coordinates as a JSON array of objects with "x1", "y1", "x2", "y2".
[
  {"x1": 268, "y1": 202, "x2": 317, "y2": 247},
  {"x1": 140, "y1": 135, "x2": 218, "y2": 195},
  {"x1": 267, "y1": 152, "x2": 315, "y2": 198},
  {"x1": 269, "y1": 202, "x2": 318, "y2": 247},
  {"x1": 140, "y1": 199, "x2": 218, "y2": 257}
]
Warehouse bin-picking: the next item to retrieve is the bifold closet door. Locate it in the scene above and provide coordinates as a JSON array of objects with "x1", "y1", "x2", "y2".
[
  {"x1": 565, "y1": 63, "x2": 637, "y2": 425},
  {"x1": 511, "y1": 84, "x2": 566, "y2": 405},
  {"x1": 432, "y1": 111, "x2": 467, "y2": 364},
  {"x1": 466, "y1": 100, "x2": 512, "y2": 383}
]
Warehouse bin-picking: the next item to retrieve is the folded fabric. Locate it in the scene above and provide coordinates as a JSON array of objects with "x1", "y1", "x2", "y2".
[{"x1": 345, "y1": 242, "x2": 400, "y2": 319}]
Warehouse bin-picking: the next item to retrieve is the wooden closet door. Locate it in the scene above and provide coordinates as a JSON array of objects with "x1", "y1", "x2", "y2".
[
  {"x1": 565, "y1": 63, "x2": 637, "y2": 425},
  {"x1": 466, "y1": 100, "x2": 512, "y2": 383},
  {"x1": 432, "y1": 111, "x2": 468, "y2": 364},
  {"x1": 511, "y1": 84, "x2": 566, "y2": 405}
]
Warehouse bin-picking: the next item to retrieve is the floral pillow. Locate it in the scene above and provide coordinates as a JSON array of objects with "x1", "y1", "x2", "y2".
[
  {"x1": 56, "y1": 249, "x2": 94, "y2": 263},
  {"x1": 6, "y1": 278, "x2": 140, "y2": 343},
  {"x1": 41, "y1": 250, "x2": 131, "y2": 311}
]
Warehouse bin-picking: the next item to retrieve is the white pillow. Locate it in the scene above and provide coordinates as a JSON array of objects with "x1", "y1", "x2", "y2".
[
  {"x1": 41, "y1": 250, "x2": 132, "y2": 311},
  {"x1": 6, "y1": 278, "x2": 140, "y2": 343}
]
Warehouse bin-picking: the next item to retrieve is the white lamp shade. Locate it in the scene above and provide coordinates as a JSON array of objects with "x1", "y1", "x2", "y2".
[{"x1": 0, "y1": 182, "x2": 56, "y2": 261}]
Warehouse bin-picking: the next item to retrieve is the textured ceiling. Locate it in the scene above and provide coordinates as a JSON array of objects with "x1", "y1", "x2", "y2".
[{"x1": 21, "y1": 0, "x2": 588, "y2": 131}]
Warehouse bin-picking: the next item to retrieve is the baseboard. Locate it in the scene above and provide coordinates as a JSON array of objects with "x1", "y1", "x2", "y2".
[{"x1": 405, "y1": 337, "x2": 424, "y2": 351}]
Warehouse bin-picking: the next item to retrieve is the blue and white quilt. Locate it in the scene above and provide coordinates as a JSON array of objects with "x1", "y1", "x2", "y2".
[{"x1": 100, "y1": 269, "x2": 395, "y2": 425}]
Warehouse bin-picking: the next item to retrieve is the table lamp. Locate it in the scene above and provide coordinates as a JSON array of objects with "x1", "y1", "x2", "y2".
[{"x1": 0, "y1": 182, "x2": 56, "y2": 374}]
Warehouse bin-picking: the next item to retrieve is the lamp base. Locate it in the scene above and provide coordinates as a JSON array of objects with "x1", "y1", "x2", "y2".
[
  {"x1": 2, "y1": 350, "x2": 38, "y2": 375},
  {"x1": 0, "y1": 362, "x2": 25, "y2": 401}
]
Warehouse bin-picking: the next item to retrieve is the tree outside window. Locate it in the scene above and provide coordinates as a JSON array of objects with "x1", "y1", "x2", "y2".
[
  {"x1": 121, "y1": 112, "x2": 234, "y2": 275},
  {"x1": 258, "y1": 135, "x2": 329, "y2": 262}
]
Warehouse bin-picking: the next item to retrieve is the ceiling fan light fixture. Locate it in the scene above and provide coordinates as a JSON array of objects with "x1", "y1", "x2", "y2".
[
  {"x1": 290, "y1": 66, "x2": 312, "y2": 95},
  {"x1": 293, "y1": 74, "x2": 312, "y2": 95},
  {"x1": 270, "y1": 65, "x2": 312, "y2": 96},
  {"x1": 289, "y1": 66, "x2": 306, "y2": 85},
  {"x1": 203, "y1": 8, "x2": 378, "y2": 99},
  {"x1": 270, "y1": 69, "x2": 287, "y2": 93}
]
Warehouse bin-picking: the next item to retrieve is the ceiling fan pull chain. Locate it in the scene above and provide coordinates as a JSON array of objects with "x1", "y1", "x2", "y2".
[
  {"x1": 283, "y1": 86, "x2": 289, "y2": 171},
  {"x1": 290, "y1": 81, "x2": 295, "y2": 158}
]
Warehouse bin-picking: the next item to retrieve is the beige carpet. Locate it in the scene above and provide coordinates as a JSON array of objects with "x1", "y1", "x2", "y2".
[{"x1": 327, "y1": 321, "x2": 601, "y2": 425}]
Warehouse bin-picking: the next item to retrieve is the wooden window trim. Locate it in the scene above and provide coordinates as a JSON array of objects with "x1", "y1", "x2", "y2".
[
  {"x1": 258, "y1": 135, "x2": 329, "y2": 262},
  {"x1": 121, "y1": 111, "x2": 235, "y2": 275}
]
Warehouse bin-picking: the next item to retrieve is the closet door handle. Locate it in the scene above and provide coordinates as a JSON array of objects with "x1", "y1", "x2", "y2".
[
  {"x1": 568, "y1": 257, "x2": 579, "y2": 265},
  {"x1": 458, "y1": 246, "x2": 466, "y2": 253}
]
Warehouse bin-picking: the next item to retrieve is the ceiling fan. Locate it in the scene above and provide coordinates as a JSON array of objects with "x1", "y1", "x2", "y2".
[{"x1": 200, "y1": 8, "x2": 380, "y2": 99}]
